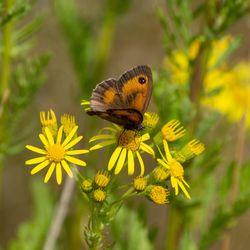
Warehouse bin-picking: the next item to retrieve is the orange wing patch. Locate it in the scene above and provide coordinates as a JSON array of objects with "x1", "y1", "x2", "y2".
[{"x1": 103, "y1": 89, "x2": 117, "y2": 104}]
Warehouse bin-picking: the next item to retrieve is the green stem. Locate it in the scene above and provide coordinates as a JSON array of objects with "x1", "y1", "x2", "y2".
[
  {"x1": 1, "y1": 0, "x2": 14, "y2": 98},
  {"x1": 165, "y1": 206, "x2": 182, "y2": 250}
]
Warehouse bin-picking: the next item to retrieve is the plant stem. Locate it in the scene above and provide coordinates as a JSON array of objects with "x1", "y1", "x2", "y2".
[
  {"x1": 1, "y1": 0, "x2": 14, "y2": 99},
  {"x1": 165, "y1": 206, "x2": 182, "y2": 250}
]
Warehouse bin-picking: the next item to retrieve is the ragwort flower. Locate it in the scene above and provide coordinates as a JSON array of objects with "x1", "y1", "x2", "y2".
[
  {"x1": 89, "y1": 125, "x2": 154, "y2": 176},
  {"x1": 25, "y1": 125, "x2": 89, "y2": 184},
  {"x1": 157, "y1": 140, "x2": 191, "y2": 199}
]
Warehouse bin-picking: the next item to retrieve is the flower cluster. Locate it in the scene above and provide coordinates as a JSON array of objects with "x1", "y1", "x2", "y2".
[{"x1": 25, "y1": 109, "x2": 204, "y2": 204}]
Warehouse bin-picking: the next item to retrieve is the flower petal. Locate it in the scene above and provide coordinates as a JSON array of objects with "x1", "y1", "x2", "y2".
[
  {"x1": 64, "y1": 155, "x2": 86, "y2": 166},
  {"x1": 61, "y1": 160, "x2": 73, "y2": 177},
  {"x1": 45, "y1": 127, "x2": 55, "y2": 145},
  {"x1": 90, "y1": 140, "x2": 116, "y2": 151},
  {"x1": 182, "y1": 178, "x2": 190, "y2": 188},
  {"x1": 163, "y1": 140, "x2": 172, "y2": 161},
  {"x1": 177, "y1": 179, "x2": 191, "y2": 199},
  {"x1": 136, "y1": 151, "x2": 144, "y2": 176},
  {"x1": 114, "y1": 148, "x2": 127, "y2": 175},
  {"x1": 140, "y1": 142, "x2": 155, "y2": 157},
  {"x1": 26, "y1": 145, "x2": 47, "y2": 155},
  {"x1": 66, "y1": 149, "x2": 89, "y2": 155},
  {"x1": 30, "y1": 160, "x2": 50, "y2": 175},
  {"x1": 26, "y1": 156, "x2": 47, "y2": 165},
  {"x1": 108, "y1": 146, "x2": 122, "y2": 171},
  {"x1": 89, "y1": 134, "x2": 115, "y2": 142},
  {"x1": 141, "y1": 133, "x2": 150, "y2": 142},
  {"x1": 64, "y1": 136, "x2": 83, "y2": 150},
  {"x1": 62, "y1": 126, "x2": 78, "y2": 147},
  {"x1": 171, "y1": 176, "x2": 178, "y2": 195},
  {"x1": 39, "y1": 134, "x2": 49, "y2": 147},
  {"x1": 56, "y1": 126, "x2": 64, "y2": 144},
  {"x1": 127, "y1": 150, "x2": 134, "y2": 175},
  {"x1": 157, "y1": 158, "x2": 170, "y2": 169},
  {"x1": 44, "y1": 162, "x2": 56, "y2": 183},
  {"x1": 56, "y1": 163, "x2": 62, "y2": 185}
]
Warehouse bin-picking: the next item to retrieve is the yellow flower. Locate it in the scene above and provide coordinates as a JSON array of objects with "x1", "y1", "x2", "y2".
[
  {"x1": 40, "y1": 109, "x2": 57, "y2": 137},
  {"x1": 143, "y1": 112, "x2": 159, "y2": 128},
  {"x1": 89, "y1": 125, "x2": 155, "y2": 176},
  {"x1": 25, "y1": 126, "x2": 89, "y2": 185},
  {"x1": 94, "y1": 171, "x2": 110, "y2": 188},
  {"x1": 157, "y1": 140, "x2": 191, "y2": 199},
  {"x1": 61, "y1": 114, "x2": 76, "y2": 136},
  {"x1": 161, "y1": 120, "x2": 186, "y2": 141},
  {"x1": 147, "y1": 185, "x2": 169, "y2": 204},
  {"x1": 153, "y1": 166, "x2": 169, "y2": 182},
  {"x1": 81, "y1": 179, "x2": 93, "y2": 192},
  {"x1": 133, "y1": 176, "x2": 148, "y2": 191},
  {"x1": 93, "y1": 189, "x2": 107, "y2": 202}
]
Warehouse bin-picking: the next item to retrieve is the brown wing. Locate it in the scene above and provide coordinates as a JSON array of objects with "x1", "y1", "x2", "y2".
[{"x1": 117, "y1": 65, "x2": 152, "y2": 114}]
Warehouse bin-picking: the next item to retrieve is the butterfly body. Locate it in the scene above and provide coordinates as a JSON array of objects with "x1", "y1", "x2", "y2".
[{"x1": 87, "y1": 65, "x2": 152, "y2": 130}]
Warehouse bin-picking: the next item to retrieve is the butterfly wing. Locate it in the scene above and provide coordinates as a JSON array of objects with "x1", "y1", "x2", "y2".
[{"x1": 87, "y1": 65, "x2": 152, "y2": 129}]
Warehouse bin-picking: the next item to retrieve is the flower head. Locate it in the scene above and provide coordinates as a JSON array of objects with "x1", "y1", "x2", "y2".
[
  {"x1": 143, "y1": 112, "x2": 159, "y2": 128},
  {"x1": 89, "y1": 125, "x2": 155, "y2": 176},
  {"x1": 94, "y1": 171, "x2": 111, "y2": 188},
  {"x1": 93, "y1": 189, "x2": 107, "y2": 202},
  {"x1": 61, "y1": 114, "x2": 76, "y2": 136},
  {"x1": 157, "y1": 140, "x2": 191, "y2": 199},
  {"x1": 82, "y1": 179, "x2": 93, "y2": 192},
  {"x1": 161, "y1": 120, "x2": 186, "y2": 142},
  {"x1": 146, "y1": 185, "x2": 169, "y2": 204},
  {"x1": 133, "y1": 176, "x2": 148, "y2": 191},
  {"x1": 25, "y1": 125, "x2": 89, "y2": 185},
  {"x1": 40, "y1": 109, "x2": 57, "y2": 137}
]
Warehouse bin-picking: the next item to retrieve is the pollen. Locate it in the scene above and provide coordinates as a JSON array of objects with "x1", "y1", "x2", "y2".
[
  {"x1": 117, "y1": 129, "x2": 141, "y2": 152},
  {"x1": 147, "y1": 185, "x2": 169, "y2": 204},
  {"x1": 46, "y1": 144, "x2": 65, "y2": 162}
]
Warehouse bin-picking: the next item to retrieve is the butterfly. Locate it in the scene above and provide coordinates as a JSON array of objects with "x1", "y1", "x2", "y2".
[{"x1": 86, "y1": 65, "x2": 152, "y2": 130}]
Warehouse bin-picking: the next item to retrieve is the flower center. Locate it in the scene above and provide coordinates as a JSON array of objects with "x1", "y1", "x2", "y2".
[
  {"x1": 169, "y1": 159, "x2": 184, "y2": 178},
  {"x1": 117, "y1": 129, "x2": 141, "y2": 152},
  {"x1": 47, "y1": 144, "x2": 65, "y2": 162}
]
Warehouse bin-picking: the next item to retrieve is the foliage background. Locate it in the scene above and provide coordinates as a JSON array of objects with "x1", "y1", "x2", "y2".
[{"x1": 0, "y1": 0, "x2": 250, "y2": 249}]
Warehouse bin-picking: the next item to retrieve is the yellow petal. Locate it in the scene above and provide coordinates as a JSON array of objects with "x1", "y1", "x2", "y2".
[
  {"x1": 64, "y1": 136, "x2": 83, "y2": 150},
  {"x1": 25, "y1": 156, "x2": 47, "y2": 165},
  {"x1": 141, "y1": 133, "x2": 150, "y2": 142},
  {"x1": 66, "y1": 149, "x2": 89, "y2": 155},
  {"x1": 99, "y1": 126, "x2": 117, "y2": 133},
  {"x1": 177, "y1": 179, "x2": 191, "y2": 199},
  {"x1": 182, "y1": 178, "x2": 190, "y2": 188},
  {"x1": 44, "y1": 162, "x2": 56, "y2": 183},
  {"x1": 64, "y1": 155, "x2": 86, "y2": 166},
  {"x1": 56, "y1": 126, "x2": 64, "y2": 144},
  {"x1": 56, "y1": 163, "x2": 62, "y2": 185},
  {"x1": 136, "y1": 151, "x2": 144, "y2": 176},
  {"x1": 26, "y1": 145, "x2": 47, "y2": 155},
  {"x1": 171, "y1": 176, "x2": 178, "y2": 195},
  {"x1": 45, "y1": 127, "x2": 55, "y2": 145},
  {"x1": 89, "y1": 134, "x2": 115, "y2": 142},
  {"x1": 163, "y1": 140, "x2": 172, "y2": 161},
  {"x1": 157, "y1": 158, "x2": 170, "y2": 169},
  {"x1": 39, "y1": 134, "x2": 49, "y2": 147},
  {"x1": 90, "y1": 140, "x2": 116, "y2": 151},
  {"x1": 62, "y1": 126, "x2": 78, "y2": 147},
  {"x1": 140, "y1": 142, "x2": 155, "y2": 157},
  {"x1": 108, "y1": 146, "x2": 122, "y2": 171},
  {"x1": 30, "y1": 160, "x2": 50, "y2": 175},
  {"x1": 114, "y1": 148, "x2": 127, "y2": 175},
  {"x1": 61, "y1": 160, "x2": 73, "y2": 177},
  {"x1": 127, "y1": 150, "x2": 134, "y2": 175}
]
